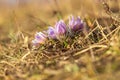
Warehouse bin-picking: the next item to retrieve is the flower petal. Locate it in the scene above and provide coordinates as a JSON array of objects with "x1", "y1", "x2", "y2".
[
  {"x1": 55, "y1": 20, "x2": 67, "y2": 35},
  {"x1": 47, "y1": 27, "x2": 56, "y2": 39}
]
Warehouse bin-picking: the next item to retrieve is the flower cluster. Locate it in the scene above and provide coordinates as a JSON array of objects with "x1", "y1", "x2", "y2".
[{"x1": 32, "y1": 16, "x2": 84, "y2": 46}]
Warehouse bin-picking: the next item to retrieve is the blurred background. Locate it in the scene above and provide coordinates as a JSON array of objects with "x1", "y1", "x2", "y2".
[{"x1": 0, "y1": 0, "x2": 119, "y2": 42}]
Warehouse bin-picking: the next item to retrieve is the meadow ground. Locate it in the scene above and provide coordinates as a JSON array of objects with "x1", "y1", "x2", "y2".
[{"x1": 0, "y1": 0, "x2": 120, "y2": 80}]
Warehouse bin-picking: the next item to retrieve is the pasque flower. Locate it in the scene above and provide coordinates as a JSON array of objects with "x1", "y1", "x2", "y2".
[
  {"x1": 47, "y1": 27, "x2": 56, "y2": 39},
  {"x1": 32, "y1": 32, "x2": 47, "y2": 45},
  {"x1": 69, "y1": 16, "x2": 84, "y2": 31},
  {"x1": 55, "y1": 20, "x2": 67, "y2": 36},
  {"x1": 32, "y1": 15, "x2": 85, "y2": 46}
]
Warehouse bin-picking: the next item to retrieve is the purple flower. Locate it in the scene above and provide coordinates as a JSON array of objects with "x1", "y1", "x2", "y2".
[
  {"x1": 47, "y1": 27, "x2": 56, "y2": 39},
  {"x1": 69, "y1": 16, "x2": 84, "y2": 31},
  {"x1": 32, "y1": 39, "x2": 40, "y2": 45},
  {"x1": 55, "y1": 20, "x2": 67, "y2": 36},
  {"x1": 32, "y1": 32, "x2": 47, "y2": 45}
]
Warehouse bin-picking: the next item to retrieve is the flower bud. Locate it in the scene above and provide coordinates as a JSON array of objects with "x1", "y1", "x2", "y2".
[
  {"x1": 32, "y1": 32, "x2": 47, "y2": 45},
  {"x1": 69, "y1": 16, "x2": 84, "y2": 31},
  {"x1": 55, "y1": 20, "x2": 67, "y2": 35}
]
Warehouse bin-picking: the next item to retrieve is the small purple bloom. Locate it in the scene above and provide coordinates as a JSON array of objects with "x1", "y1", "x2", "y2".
[
  {"x1": 47, "y1": 27, "x2": 56, "y2": 39},
  {"x1": 69, "y1": 16, "x2": 84, "y2": 31},
  {"x1": 32, "y1": 32, "x2": 47, "y2": 45},
  {"x1": 55, "y1": 20, "x2": 67, "y2": 35},
  {"x1": 32, "y1": 39, "x2": 39, "y2": 45}
]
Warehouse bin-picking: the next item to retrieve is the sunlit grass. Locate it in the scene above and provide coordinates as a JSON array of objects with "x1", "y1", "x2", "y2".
[{"x1": 0, "y1": 0, "x2": 120, "y2": 80}]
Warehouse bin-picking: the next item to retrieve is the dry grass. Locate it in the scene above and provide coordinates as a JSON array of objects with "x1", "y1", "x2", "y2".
[{"x1": 0, "y1": 0, "x2": 120, "y2": 80}]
